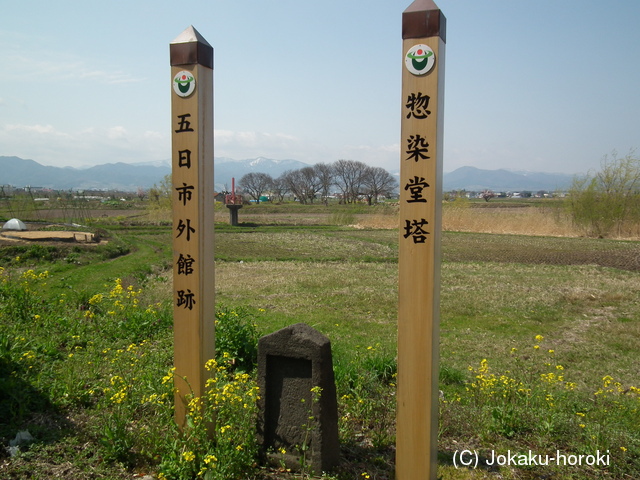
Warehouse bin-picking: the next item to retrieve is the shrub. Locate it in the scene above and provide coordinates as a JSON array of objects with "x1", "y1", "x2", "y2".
[
  {"x1": 566, "y1": 151, "x2": 640, "y2": 237},
  {"x1": 214, "y1": 306, "x2": 261, "y2": 372}
]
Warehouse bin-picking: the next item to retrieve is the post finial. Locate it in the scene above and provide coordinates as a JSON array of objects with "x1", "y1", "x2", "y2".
[
  {"x1": 402, "y1": 0, "x2": 446, "y2": 42},
  {"x1": 170, "y1": 26, "x2": 213, "y2": 68}
]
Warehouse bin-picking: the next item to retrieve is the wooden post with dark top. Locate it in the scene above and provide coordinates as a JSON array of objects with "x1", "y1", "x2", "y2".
[
  {"x1": 170, "y1": 26, "x2": 215, "y2": 430},
  {"x1": 397, "y1": 1, "x2": 446, "y2": 479}
]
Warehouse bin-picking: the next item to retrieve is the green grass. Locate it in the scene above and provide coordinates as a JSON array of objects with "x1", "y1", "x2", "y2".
[{"x1": 1, "y1": 218, "x2": 639, "y2": 479}]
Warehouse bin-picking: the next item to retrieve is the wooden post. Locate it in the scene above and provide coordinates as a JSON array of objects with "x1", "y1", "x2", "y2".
[
  {"x1": 397, "y1": 1, "x2": 446, "y2": 479},
  {"x1": 170, "y1": 26, "x2": 215, "y2": 430}
]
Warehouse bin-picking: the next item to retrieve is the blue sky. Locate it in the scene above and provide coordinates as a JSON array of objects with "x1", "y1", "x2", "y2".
[{"x1": 1, "y1": 0, "x2": 638, "y2": 174}]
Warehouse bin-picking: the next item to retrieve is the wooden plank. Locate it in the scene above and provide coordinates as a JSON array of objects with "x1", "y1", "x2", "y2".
[
  {"x1": 397, "y1": 1, "x2": 446, "y2": 478},
  {"x1": 170, "y1": 26, "x2": 215, "y2": 431}
]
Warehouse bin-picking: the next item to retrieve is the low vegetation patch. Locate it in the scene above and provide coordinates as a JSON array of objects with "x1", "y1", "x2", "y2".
[{"x1": 0, "y1": 213, "x2": 639, "y2": 479}]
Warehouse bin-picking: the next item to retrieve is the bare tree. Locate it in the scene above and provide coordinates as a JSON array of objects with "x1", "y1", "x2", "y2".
[
  {"x1": 333, "y1": 159, "x2": 368, "y2": 203},
  {"x1": 362, "y1": 166, "x2": 398, "y2": 205},
  {"x1": 271, "y1": 175, "x2": 289, "y2": 203},
  {"x1": 314, "y1": 162, "x2": 335, "y2": 205},
  {"x1": 238, "y1": 172, "x2": 273, "y2": 203},
  {"x1": 281, "y1": 169, "x2": 307, "y2": 203},
  {"x1": 299, "y1": 166, "x2": 323, "y2": 203}
]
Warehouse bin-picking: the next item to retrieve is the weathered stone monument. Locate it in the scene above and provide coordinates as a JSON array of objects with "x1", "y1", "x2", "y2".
[{"x1": 257, "y1": 323, "x2": 340, "y2": 473}]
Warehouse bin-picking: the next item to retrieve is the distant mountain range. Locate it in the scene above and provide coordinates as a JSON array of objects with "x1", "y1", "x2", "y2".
[
  {"x1": 0, "y1": 156, "x2": 576, "y2": 193},
  {"x1": 0, "y1": 156, "x2": 308, "y2": 192},
  {"x1": 0, "y1": 156, "x2": 171, "y2": 191},
  {"x1": 443, "y1": 166, "x2": 574, "y2": 192}
]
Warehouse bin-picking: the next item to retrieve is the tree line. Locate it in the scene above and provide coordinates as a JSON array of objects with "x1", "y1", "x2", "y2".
[{"x1": 237, "y1": 159, "x2": 398, "y2": 205}]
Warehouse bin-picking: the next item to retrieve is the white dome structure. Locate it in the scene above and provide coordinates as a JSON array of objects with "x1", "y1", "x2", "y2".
[{"x1": 2, "y1": 218, "x2": 27, "y2": 231}]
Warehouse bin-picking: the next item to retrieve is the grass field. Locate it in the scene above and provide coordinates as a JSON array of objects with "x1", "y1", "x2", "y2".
[{"x1": 1, "y1": 202, "x2": 639, "y2": 479}]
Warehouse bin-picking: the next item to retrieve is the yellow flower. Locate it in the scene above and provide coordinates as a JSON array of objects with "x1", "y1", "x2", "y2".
[
  {"x1": 204, "y1": 454, "x2": 217, "y2": 464},
  {"x1": 533, "y1": 345, "x2": 540, "y2": 350},
  {"x1": 110, "y1": 390, "x2": 127, "y2": 404},
  {"x1": 182, "y1": 451, "x2": 196, "y2": 462},
  {"x1": 278, "y1": 447, "x2": 287, "y2": 455},
  {"x1": 111, "y1": 278, "x2": 124, "y2": 295},
  {"x1": 162, "y1": 367, "x2": 176, "y2": 384},
  {"x1": 362, "y1": 473, "x2": 371, "y2": 479},
  {"x1": 188, "y1": 396, "x2": 202, "y2": 416},
  {"x1": 205, "y1": 358, "x2": 217, "y2": 371},
  {"x1": 579, "y1": 424, "x2": 586, "y2": 428},
  {"x1": 22, "y1": 351, "x2": 36, "y2": 361},
  {"x1": 535, "y1": 334, "x2": 544, "y2": 342},
  {"x1": 620, "y1": 446, "x2": 627, "y2": 452},
  {"x1": 88, "y1": 293, "x2": 103, "y2": 305}
]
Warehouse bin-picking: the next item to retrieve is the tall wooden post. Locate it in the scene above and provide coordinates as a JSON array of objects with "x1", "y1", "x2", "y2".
[
  {"x1": 170, "y1": 26, "x2": 215, "y2": 429},
  {"x1": 397, "y1": 1, "x2": 446, "y2": 479}
]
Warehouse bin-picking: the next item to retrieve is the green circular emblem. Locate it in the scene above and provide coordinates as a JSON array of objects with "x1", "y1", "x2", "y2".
[
  {"x1": 405, "y1": 44, "x2": 435, "y2": 76},
  {"x1": 173, "y1": 70, "x2": 196, "y2": 97}
]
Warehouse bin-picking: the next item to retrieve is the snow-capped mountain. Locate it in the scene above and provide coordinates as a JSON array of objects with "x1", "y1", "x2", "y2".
[{"x1": 214, "y1": 157, "x2": 309, "y2": 191}]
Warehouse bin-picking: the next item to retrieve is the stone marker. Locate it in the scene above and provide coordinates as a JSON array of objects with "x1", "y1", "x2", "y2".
[{"x1": 257, "y1": 323, "x2": 339, "y2": 474}]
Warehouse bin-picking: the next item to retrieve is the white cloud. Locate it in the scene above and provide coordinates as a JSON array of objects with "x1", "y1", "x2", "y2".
[
  {"x1": 214, "y1": 129, "x2": 304, "y2": 159},
  {"x1": 1, "y1": 49, "x2": 142, "y2": 86},
  {"x1": 107, "y1": 126, "x2": 127, "y2": 139},
  {"x1": 143, "y1": 130, "x2": 163, "y2": 140},
  {"x1": 1, "y1": 121, "x2": 399, "y2": 173},
  {"x1": 214, "y1": 129, "x2": 401, "y2": 171},
  {"x1": 5, "y1": 123, "x2": 70, "y2": 137},
  {"x1": 0, "y1": 123, "x2": 169, "y2": 168}
]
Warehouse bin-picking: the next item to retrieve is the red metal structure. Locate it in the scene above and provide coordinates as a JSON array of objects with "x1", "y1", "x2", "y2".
[{"x1": 224, "y1": 177, "x2": 243, "y2": 205}]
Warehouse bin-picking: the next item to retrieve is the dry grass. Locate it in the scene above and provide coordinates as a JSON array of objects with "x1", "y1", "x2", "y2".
[
  {"x1": 443, "y1": 205, "x2": 579, "y2": 237},
  {"x1": 351, "y1": 203, "x2": 580, "y2": 237},
  {"x1": 354, "y1": 203, "x2": 640, "y2": 240}
]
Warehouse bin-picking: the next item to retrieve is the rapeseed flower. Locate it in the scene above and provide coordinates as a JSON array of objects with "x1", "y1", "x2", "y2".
[{"x1": 181, "y1": 450, "x2": 196, "y2": 462}]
